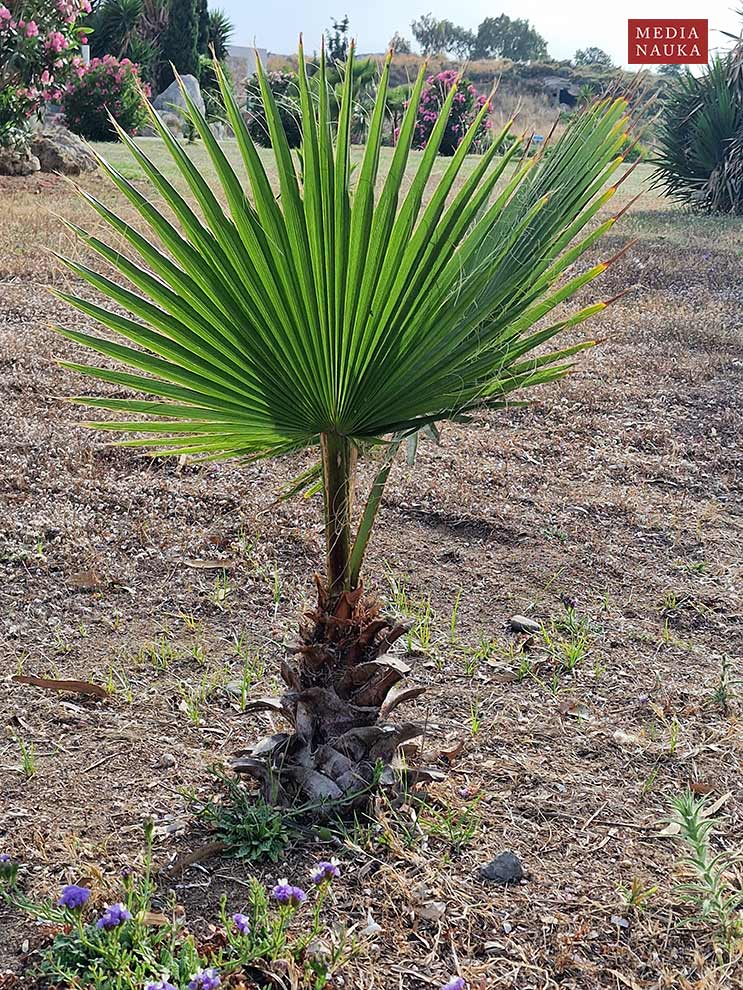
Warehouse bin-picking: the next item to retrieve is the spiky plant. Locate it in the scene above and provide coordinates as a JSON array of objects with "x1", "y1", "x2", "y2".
[
  {"x1": 652, "y1": 46, "x2": 743, "y2": 215},
  {"x1": 56, "y1": 43, "x2": 632, "y2": 810},
  {"x1": 206, "y1": 8, "x2": 234, "y2": 62}
]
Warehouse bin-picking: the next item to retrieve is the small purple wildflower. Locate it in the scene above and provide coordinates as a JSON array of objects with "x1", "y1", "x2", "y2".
[
  {"x1": 145, "y1": 982, "x2": 179, "y2": 990},
  {"x1": 58, "y1": 884, "x2": 91, "y2": 910},
  {"x1": 310, "y1": 858, "x2": 340, "y2": 884},
  {"x1": 188, "y1": 968, "x2": 221, "y2": 990},
  {"x1": 442, "y1": 979, "x2": 466, "y2": 990},
  {"x1": 0, "y1": 855, "x2": 17, "y2": 885},
  {"x1": 96, "y1": 902, "x2": 132, "y2": 929},
  {"x1": 231, "y1": 912, "x2": 251, "y2": 935},
  {"x1": 271, "y1": 878, "x2": 307, "y2": 906}
]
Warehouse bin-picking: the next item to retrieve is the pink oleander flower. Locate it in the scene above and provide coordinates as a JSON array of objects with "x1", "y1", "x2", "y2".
[
  {"x1": 25, "y1": 19, "x2": 38, "y2": 36},
  {"x1": 0, "y1": 6, "x2": 11, "y2": 21},
  {"x1": 46, "y1": 30, "x2": 69, "y2": 52}
]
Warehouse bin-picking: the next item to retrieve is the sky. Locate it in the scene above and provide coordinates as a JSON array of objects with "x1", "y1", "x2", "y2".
[{"x1": 224, "y1": 0, "x2": 741, "y2": 68}]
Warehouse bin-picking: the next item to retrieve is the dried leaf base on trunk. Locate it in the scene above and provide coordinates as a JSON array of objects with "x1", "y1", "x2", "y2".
[{"x1": 233, "y1": 580, "x2": 440, "y2": 813}]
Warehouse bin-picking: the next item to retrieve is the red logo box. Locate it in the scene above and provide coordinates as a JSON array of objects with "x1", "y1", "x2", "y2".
[{"x1": 628, "y1": 19, "x2": 708, "y2": 63}]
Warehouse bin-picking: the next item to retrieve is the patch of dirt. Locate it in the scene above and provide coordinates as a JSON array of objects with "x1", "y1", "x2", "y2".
[{"x1": 0, "y1": 165, "x2": 742, "y2": 990}]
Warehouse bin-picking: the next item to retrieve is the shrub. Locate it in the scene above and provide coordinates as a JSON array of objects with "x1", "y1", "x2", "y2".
[
  {"x1": 244, "y1": 69, "x2": 300, "y2": 148},
  {"x1": 652, "y1": 47, "x2": 743, "y2": 215},
  {"x1": 62, "y1": 54, "x2": 149, "y2": 140},
  {"x1": 413, "y1": 70, "x2": 491, "y2": 155},
  {"x1": 0, "y1": 0, "x2": 91, "y2": 148}
]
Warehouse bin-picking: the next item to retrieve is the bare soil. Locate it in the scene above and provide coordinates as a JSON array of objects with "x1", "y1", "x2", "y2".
[{"x1": 0, "y1": 154, "x2": 742, "y2": 990}]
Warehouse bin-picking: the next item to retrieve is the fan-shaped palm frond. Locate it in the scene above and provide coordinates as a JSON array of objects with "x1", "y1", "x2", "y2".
[{"x1": 59, "y1": 46, "x2": 628, "y2": 509}]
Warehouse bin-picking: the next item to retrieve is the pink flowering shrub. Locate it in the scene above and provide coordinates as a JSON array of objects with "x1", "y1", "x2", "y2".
[
  {"x1": 413, "y1": 70, "x2": 492, "y2": 156},
  {"x1": 0, "y1": 0, "x2": 91, "y2": 148},
  {"x1": 61, "y1": 55, "x2": 149, "y2": 141}
]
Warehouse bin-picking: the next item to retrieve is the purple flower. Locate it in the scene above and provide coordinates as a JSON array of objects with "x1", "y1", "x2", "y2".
[
  {"x1": 58, "y1": 884, "x2": 91, "y2": 909},
  {"x1": 96, "y1": 902, "x2": 132, "y2": 929},
  {"x1": 231, "y1": 912, "x2": 250, "y2": 935},
  {"x1": 145, "y1": 982, "x2": 179, "y2": 990},
  {"x1": 442, "y1": 979, "x2": 466, "y2": 990},
  {"x1": 271, "y1": 878, "x2": 307, "y2": 906},
  {"x1": 0, "y1": 855, "x2": 17, "y2": 884},
  {"x1": 188, "y1": 968, "x2": 220, "y2": 990},
  {"x1": 310, "y1": 859, "x2": 340, "y2": 884}
]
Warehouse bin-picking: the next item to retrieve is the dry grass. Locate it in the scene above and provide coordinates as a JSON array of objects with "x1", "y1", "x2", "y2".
[{"x1": 0, "y1": 142, "x2": 741, "y2": 990}]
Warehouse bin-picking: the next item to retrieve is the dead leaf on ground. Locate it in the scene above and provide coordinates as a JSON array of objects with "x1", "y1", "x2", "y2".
[
  {"x1": 485, "y1": 668, "x2": 519, "y2": 682},
  {"x1": 414, "y1": 899, "x2": 448, "y2": 921},
  {"x1": 558, "y1": 699, "x2": 591, "y2": 720},
  {"x1": 689, "y1": 781, "x2": 715, "y2": 795},
  {"x1": 609, "y1": 969, "x2": 644, "y2": 990},
  {"x1": 612, "y1": 728, "x2": 645, "y2": 749},
  {"x1": 13, "y1": 676, "x2": 108, "y2": 700},
  {"x1": 439, "y1": 738, "x2": 465, "y2": 764},
  {"x1": 183, "y1": 558, "x2": 237, "y2": 570},
  {"x1": 658, "y1": 821, "x2": 681, "y2": 837},
  {"x1": 703, "y1": 791, "x2": 732, "y2": 817},
  {"x1": 159, "y1": 841, "x2": 228, "y2": 878},
  {"x1": 67, "y1": 570, "x2": 105, "y2": 590}
]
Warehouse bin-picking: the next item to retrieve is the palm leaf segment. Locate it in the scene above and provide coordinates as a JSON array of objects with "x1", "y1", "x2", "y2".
[{"x1": 57, "y1": 43, "x2": 631, "y2": 459}]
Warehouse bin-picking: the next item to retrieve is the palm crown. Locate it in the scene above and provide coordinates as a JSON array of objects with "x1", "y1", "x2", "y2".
[{"x1": 57, "y1": 42, "x2": 631, "y2": 595}]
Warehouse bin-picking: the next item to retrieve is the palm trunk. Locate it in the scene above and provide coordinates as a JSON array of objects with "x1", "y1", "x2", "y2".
[
  {"x1": 319, "y1": 431, "x2": 357, "y2": 598},
  {"x1": 234, "y1": 435, "x2": 439, "y2": 812}
]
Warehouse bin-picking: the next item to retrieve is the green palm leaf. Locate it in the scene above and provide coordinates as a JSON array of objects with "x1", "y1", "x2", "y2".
[{"x1": 57, "y1": 43, "x2": 632, "y2": 592}]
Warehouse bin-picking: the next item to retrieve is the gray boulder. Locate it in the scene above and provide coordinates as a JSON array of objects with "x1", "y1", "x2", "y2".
[
  {"x1": 153, "y1": 74, "x2": 205, "y2": 118},
  {"x1": 0, "y1": 147, "x2": 41, "y2": 176},
  {"x1": 30, "y1": 127, "x2": 97, "y2": 175},
  {"x1": 139, "y1": 111, "x2": 184, "y2": 138}
]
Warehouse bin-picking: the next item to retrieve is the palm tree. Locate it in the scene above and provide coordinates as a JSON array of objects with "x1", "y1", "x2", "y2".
[
  {"x1": 206, "y1": 8, "x2": 234, "y2": 61},
  {"x1": 56, "y1": 44, "x2": 632, "y2": 809},
  {"x1": 89, "y1": 0, "x2": 143, "y2": 59}
]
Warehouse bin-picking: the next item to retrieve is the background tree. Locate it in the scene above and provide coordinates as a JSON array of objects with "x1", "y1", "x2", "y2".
[
  {"x1": 472, "y1": 15, "x2": 548, "y2": 61},
  {"x1": 388, "y1": 31, "x2": 411, "y2": 54},
  {"x1": 89, "y1": 0, "x2": 164, "y2": 84},
  {"x1": 574, "y1": 46, "x2": 614, "y2": 67},
  {"x1": 89, "y1": 0, "x2": 141, "y2": 58},
  {"x1": 158, "y1": 0, "x2": 198, "y2": 89},
  {"x1": 206, "y1": 7, "x2": 233, "y2": 61},
  {"x1": 657, "y1": 63, "x2": 683, "y2": 77},
  {"x1": 56, "y1": 44, "x2": 632, "y2": 808},
  {"x1": 325, "y1": 14, "x2": 350, "y2": 64},
  {"x1": 196, "y1": 0, "x2": 209, "y2": 54},
  {"x1": 411, "y1": 13, "x2": 474, "y2": 57}
]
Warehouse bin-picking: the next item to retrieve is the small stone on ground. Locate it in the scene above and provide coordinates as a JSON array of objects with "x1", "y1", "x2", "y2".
[{"x1": 479, "y1": 851, "x2": 525, "y2": 884}]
